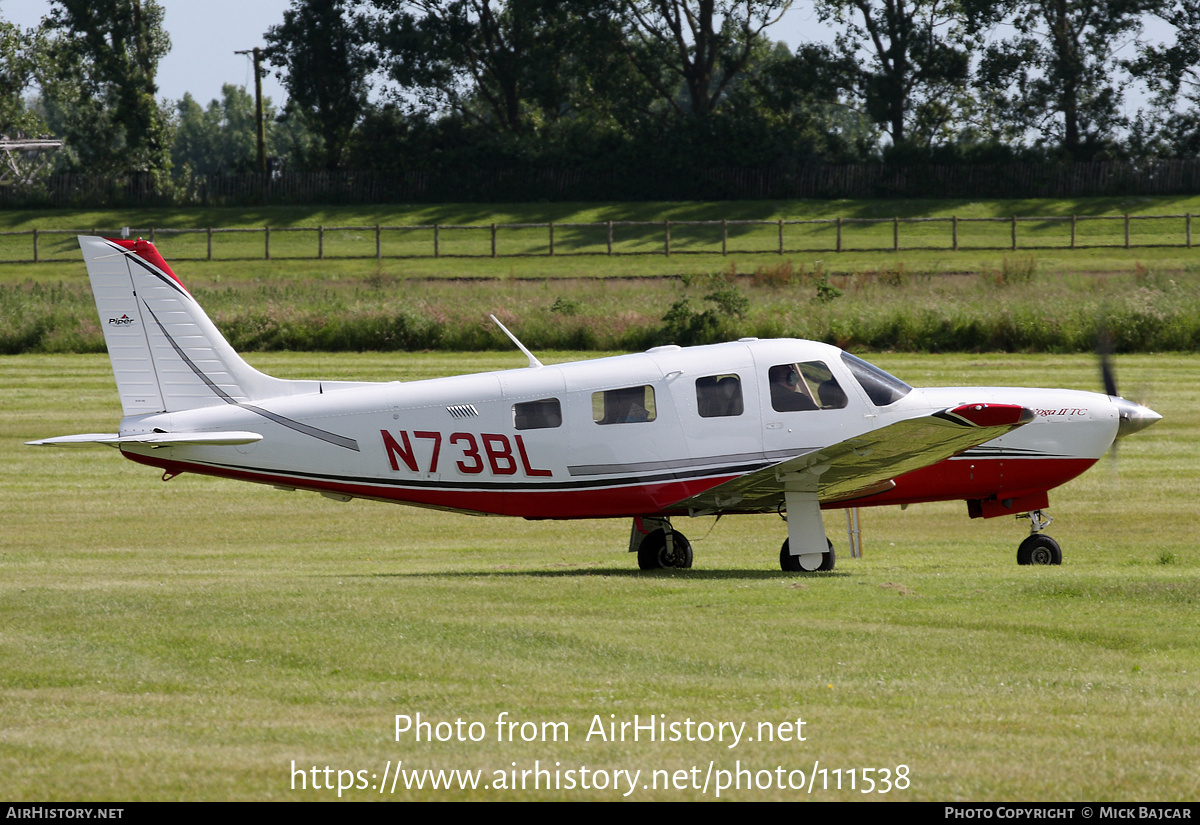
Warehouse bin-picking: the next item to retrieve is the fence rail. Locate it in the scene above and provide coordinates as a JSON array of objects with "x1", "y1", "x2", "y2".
[{"x1": 2, "y1": 213, "x2": 1195, "y2": 264}]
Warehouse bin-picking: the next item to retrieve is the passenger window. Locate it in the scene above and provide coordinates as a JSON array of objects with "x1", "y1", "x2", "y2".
[
  {"x1": 513, "y1": 398, "x2": 562, "y2": 430},
  {"x1": 593, "y1": 386, "x2": 657, "y2": 424},
  {"x1": 696, "y1": 374, "x2": 743, "y2": 418},
  {"x1": 769, "y1": 361, "x2": 848, "y2": 412}
]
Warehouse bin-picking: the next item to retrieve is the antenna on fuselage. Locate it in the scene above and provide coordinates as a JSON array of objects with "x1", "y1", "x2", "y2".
[{"x1": 490, "y1": 314, "x2": 543, "y2": 369}]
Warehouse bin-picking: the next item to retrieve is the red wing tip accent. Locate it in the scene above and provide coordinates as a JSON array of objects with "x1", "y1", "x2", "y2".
[
  {"x1": 105, "y1": 237, "x2": 189, "y2": 295},
  {"x1": 947, "y1": 403, "x2": 1035, "y2": 428}
]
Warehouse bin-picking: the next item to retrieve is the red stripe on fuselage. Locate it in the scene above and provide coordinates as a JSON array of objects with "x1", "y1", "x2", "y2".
[
  {"x1": 121, "y1": 451, "x2": 1097, "y2": 519},
  {"x1": 120, "y1": 451, "x2": 738, "y2": 518},
  {"x1": 835, "y1": 455, "x2": 1097, "y2": 509}
]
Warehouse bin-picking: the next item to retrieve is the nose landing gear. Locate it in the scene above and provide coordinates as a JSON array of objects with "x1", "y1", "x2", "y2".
[{"x1": 1016, "y1": 510, "x2": 1061, "y2": 565}]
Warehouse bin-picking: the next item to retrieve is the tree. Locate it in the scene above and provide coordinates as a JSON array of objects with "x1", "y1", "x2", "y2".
[
  {"x1": 367, "y1": 0, "x2": 616, "y2": 135},
  {"x1": 264, "y1": 0, "x2": 375, "y2": 170},
  {"x1": 972, "y1": 0, "x2": 1155, "y2": 158},
  {"x1": 173, "y1": 85, "x2": 281, "y2": 175},
  {"x1": 42, "y1": 0, "x2": 173, "y2": 175},
  {"x1": 0, "y1": 18, "x2": 50, "y2": 137},
  {"x1": 1129, "y1": 0, "x2": 1200, "y2": 155},
  {"x1": 816, "y1": 0, "x2": 975, "y2": 151},
  {"x1": 603, "y1": 0, "x2": 794, "y2": 119}
]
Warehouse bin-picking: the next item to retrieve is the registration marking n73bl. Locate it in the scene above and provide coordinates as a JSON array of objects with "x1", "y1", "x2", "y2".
[{"x1": 380, "y1": 430, "x2": 552, "y2": 477}]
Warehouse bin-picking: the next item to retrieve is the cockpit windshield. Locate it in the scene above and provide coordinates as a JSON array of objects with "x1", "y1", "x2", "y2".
[{"x1": 840, "y1": 352, "x2": 912, "y2": 407}]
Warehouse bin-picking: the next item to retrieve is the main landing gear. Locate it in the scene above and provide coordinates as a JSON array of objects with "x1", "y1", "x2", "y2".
[
  {"x1": 780, "y1": 538, "x2": 836, "y2": 572},
  {"x1": 630, "y1": 517, "x2": 693, "y2": 570},
  {"x1": 1016, "y1": 509, "x2": 1062, "y2": 565}
]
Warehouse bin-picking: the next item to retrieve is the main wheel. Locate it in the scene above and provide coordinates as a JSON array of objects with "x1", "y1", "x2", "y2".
[
  {"x1": 1017, "y1": 534, "x2": 1062, "y2": 565},
  {"x1": 780, "y1": 538, "x2": 835, "y2": 572},
  {"x1": 637, "y1": 529, "x2": 693, "y2": 570}
]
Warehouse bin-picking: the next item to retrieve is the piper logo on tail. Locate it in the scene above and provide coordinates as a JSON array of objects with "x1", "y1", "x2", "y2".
[{"x1": 108, "y1": 314, "x2": 135, "y2": 326}]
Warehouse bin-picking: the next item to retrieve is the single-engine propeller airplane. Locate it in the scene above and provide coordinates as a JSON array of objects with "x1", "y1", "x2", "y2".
[{"x1": 28, "y1": 236, "x2": 1162, "y2": 571}]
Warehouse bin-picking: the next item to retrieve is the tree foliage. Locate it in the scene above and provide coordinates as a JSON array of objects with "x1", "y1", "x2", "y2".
[
  {"x1": 0, "y1": 18, "x2": 50, "y2": 137},
  {"x1": 603, "y1": 0, "x2": 794, "y2": 118},
  {"x1": 173, "y1": 85, "x2": 281, "y2": 175},
  {"x1": 42, "y1": 0, "x2": 173, "y2": 175},
  {"x1": 816, "y1": 0, "x2": 976, "y2": 151},
  {"x1": 972, "y1": 0, "x2": 1156, "y2": 158},
  {"x1": 264, "y1": 0, "x2": 375, "y2": 170},
  {"x1": 1130, "y1": 0, "x2": 1200, "y2": 155}
]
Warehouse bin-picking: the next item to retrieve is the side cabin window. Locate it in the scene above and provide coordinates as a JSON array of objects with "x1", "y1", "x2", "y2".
[
  {"x1": 768, "y1": 361, "x2": 848, "y2": 412},
  {"x1": 593, "y1": 385, "x2": 656, "y2": 425},
  {"x1": 513, "y1": 398, "x2": 562, "y2": 430},
  {"x1": 696, "y1": 374, "x2": 744, "y2": 418}
]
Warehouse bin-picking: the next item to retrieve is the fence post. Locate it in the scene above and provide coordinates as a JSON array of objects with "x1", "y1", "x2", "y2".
[
  {"x1": 1124, "y1": 214, "x2": 1130, "y2": 249},
  {"x1": 836, "y1": 217, "x2": 842, "y2": 253},
  {"x1": 893, "y1": 217, "x2": 899, "y2": 251},
  {"x1": 265, "y1": 226, "x2": 270, "y2": 260},
  {"x1": 150, "y1": 227, "x2": 155, "y2": 243},
  {"x1": 376, "y1": 225, "x2": 381, "y2": 259},
  {"x1": 607, "y1": 221, "x2": 613, "y2": 256},
  {"x1": 207, "y1": 227, "x2": 213, "y2": 260},
  {"x1": 1071, "y1": 215, "x2": 1076, "y2": 249},
  {"x1": 778, "y1": 219, "x2": 784, "y2": 254},
  {"x1": 434, "y1": 224, "x2": 440, "y2": 258},
  {"x1": 1188, "y1": 214, "x2": 1193, "y2": 249},
  {"x1": 952, "y1": 216, "x2": 958, "y2": 251},
  {"x1": 664, "y1": 220, "x2": 671, "y2": 256},
  {"x1": 318, "y1": 225, "x2": 324, "y2": 259},
  {"x1": 548, "y1": 221, "x2": 555, "y2": 256},
  {"x1": 722, "y1": 219, "x2": 727, "y2": 255},
  {"x1": 1011, "y1": 216, "x2": 1017, "y2": 250},
  {"x1": 491, "y1": 223, "x2": 497, "y2": 258},
  {"x1": 32, "y1": 228, "x2": 38, "y2": 263}
]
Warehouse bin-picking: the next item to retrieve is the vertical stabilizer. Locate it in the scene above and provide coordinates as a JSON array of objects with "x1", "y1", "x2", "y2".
[{"x1": 80, "y1": 235, "x2": 303, "y2": 415}]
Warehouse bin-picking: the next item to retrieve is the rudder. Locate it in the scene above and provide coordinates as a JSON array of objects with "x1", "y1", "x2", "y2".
[{"x1": 80, "y1": 235, "x2": 305, "y2": 415}]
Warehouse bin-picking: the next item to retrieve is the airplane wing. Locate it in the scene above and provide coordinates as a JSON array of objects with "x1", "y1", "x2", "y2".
[
  {"x1": 676, "y1": 403, "x2": 1034, "y2": 513},
  {"x1": 26, "y1": 431, "x2": 263, "y2": 448}
]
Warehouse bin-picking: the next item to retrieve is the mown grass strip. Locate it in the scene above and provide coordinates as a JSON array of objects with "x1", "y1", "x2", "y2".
[{"x1": 2, "y1": 352, "x2": 1196, "y2": 800}]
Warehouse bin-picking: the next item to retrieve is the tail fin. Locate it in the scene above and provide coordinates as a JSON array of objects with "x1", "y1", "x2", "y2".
[{"x1": 80, "y1": 235, "x2": 310, "y2": 415}]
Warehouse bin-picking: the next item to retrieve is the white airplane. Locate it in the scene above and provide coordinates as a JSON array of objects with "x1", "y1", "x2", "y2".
[{"x1": 28, "y1": 236, "x2": 1162, "y2": 571}]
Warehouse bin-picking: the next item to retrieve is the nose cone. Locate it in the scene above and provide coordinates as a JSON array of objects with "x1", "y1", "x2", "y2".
[{"x1": 1115, "y1": 397, "x2": 1162, "y2": 437}]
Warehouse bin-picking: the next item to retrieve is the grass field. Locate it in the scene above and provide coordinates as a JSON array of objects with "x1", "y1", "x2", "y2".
[{"x1": 2, "y1": 350, "x2": 1196, "y2": 801}]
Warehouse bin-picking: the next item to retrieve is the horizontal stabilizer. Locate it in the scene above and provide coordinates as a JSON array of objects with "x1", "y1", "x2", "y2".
[{"x1": 27, "y1": 431, "x2": 263, "y2": 448}]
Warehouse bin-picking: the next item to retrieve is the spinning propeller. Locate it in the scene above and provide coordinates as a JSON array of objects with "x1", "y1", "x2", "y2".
[{"x1": 1096, "y1": 328, "x2": 1161, "y2": 466}]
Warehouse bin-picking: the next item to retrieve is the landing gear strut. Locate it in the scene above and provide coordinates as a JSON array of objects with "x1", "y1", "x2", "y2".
[
  {"x1": 1016, "y1": 509, "x2": 1061, "y2": 565},
  {"x1": 779, "y1": 489, "x2": 836, "y2": 571}
]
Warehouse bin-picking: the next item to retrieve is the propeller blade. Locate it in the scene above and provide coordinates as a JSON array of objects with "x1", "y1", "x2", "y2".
[{"x1": 1097, "y1": 326, "x2": 1118, "y2": 397}]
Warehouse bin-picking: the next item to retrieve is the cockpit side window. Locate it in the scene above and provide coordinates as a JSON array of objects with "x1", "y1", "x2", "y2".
[
  {"x1": 696, "y1": 374, "x2": 744, "y2": 418},
  {"x1": 769, "y1": 362, "x2": 848, "y2": 412},
  {"x1": 840, "y1": 352, "x2": 912, "y2": 406}
]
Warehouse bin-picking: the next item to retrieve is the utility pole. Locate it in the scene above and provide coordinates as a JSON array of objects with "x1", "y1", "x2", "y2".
[{"x1": 235, "y1": 48, "x2": 267, "y2": 175}]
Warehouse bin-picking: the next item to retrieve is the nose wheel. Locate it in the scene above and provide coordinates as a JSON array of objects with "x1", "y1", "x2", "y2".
[{"x1": 1016, "y1": 510, "x2": 1061, "y2": 565}]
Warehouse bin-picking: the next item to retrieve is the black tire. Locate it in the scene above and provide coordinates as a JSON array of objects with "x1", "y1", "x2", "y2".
[
  {"x1": 1017, "y1": 534, "x2": 1062, "y2": 565},
  {"x1": 637, "y1": 529, "x2": 693, "y2": 570},
  {"x1": 780, "y1": 538, "x2": 835, "y2": 572}
]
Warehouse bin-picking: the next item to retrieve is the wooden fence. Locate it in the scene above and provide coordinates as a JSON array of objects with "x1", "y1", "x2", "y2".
[
  {"x1": 2, "y1": 213, "x2": 1195, "y2": 265},
  {"x1": 3, "y1": 160, "x2": 1200, "y2": 206}
]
